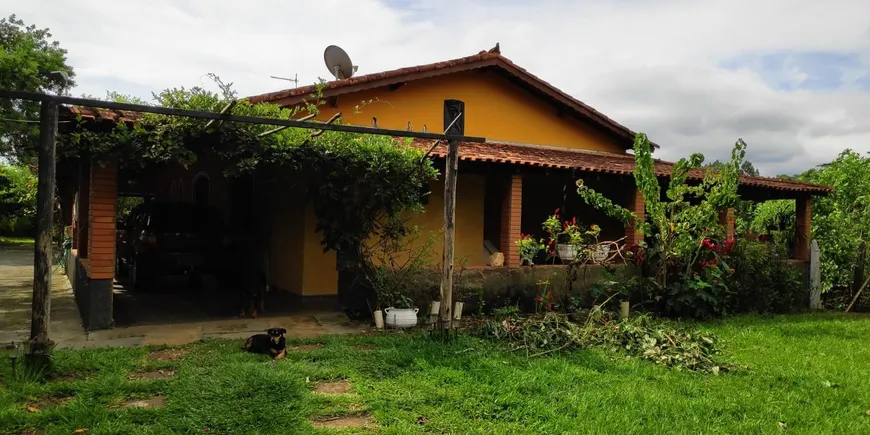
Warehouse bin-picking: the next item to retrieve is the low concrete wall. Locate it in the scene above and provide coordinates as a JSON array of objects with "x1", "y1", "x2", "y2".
[
  {"x1": 408, "y1": 264, "x2": 632, "y2": 314},
  {"x1": 69, "y1": 253, "x2": 114, "y2": 331}
]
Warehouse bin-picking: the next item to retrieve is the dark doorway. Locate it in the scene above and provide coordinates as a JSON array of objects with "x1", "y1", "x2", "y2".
[{"x1": 194, "y1": 175, "x2": 210, "y2": 207}]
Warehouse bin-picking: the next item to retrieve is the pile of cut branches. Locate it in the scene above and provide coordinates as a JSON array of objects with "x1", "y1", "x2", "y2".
[{"x1": 475, "y1": 308, "x2": 730, "y2": 373}]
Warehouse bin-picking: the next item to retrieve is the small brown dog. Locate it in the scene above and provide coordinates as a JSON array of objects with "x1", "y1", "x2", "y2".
[{"x1": 241, "y1": 328, "x2": 287, "y2": 359}]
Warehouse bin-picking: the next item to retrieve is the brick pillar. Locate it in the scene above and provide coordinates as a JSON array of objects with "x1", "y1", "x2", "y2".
[
  {"x1": 88, "y1": 162, "x2": 117, "y2": 279},
  {"x1": 795, "y1": 196, "x2": 812, "y2": 261},
  {"x1": 625, "y1": 186, "x2": 645, "y2": 245},
  {"x1": 499, "y1": 174, "x2": 522, "y2": 267},
  {"x1": 719, "y1": 208, "x2": 735, "y2": 239}
]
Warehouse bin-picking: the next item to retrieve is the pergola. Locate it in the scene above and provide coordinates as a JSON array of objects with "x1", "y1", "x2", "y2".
[{"x1": 0, "y1": 89, "x2": 483, "y2": 361}]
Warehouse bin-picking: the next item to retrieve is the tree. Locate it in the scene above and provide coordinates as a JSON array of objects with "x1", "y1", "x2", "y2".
[
  {"x1": 796, "y1": 150, "x2": 870, "y2": 294},
  {"x1": 0, "y1": 14, "x2": 75, "y2": 163},
  {"x1": 705, "y1": 159, "x2": 759, "y2": 177},
  {"x1": 0, "y1": 163, "x2": 37, "y2": 235}
]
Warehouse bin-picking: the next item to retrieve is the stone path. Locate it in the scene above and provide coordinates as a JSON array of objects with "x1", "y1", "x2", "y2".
[{"x1": 0, "y1": 246, "x2": 366, "y2": 350}]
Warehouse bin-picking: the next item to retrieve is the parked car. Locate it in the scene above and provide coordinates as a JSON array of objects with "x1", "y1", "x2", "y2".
[{"x1": 116, "y1": 201, "x2": 231, "y2": 289}]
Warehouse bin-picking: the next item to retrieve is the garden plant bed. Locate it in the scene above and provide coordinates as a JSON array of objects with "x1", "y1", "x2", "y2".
[{"x1": 2, "y1": 313, "x2": 870, "y2": 434}]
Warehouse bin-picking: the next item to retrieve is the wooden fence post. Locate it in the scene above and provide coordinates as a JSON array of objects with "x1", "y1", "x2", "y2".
[
  {"x1": 438, "y1": 99, "x2": 464, "y2": 334},
  {"x1": 809, "y1": 239, "x2": 821, "y2": 310},
  {"x1": 30, "y1": 100, "x2": 58, "y2": 362}
]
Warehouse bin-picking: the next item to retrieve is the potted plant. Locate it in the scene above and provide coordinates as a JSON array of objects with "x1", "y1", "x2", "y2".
[
  {"x1": 591, "y1": 244, "x2": 611, "y2": 263},
  {"x1": 382, "y1": 293, "x2": 419, "y2": 328},
  {"x1": 515, "y1": 234, "x2": 544, "y2": 266},
  {"x1": 369, "y1": 266, "x2": 415, "y2": 329},
  {"x1": 543, "y1": 209, "x2": 579, "y2": 262}
]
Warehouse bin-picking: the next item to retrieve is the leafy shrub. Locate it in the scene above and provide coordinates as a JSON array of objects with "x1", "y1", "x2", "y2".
[
  {"x1": 475, "y1": 310, "x2": 729, "y2": 373},
  {"x1": 726, "y1": 239, "x2": 804, "y2": 313},
  {"x1": 0, "y1": 164, "x2": 36, "y2": 237}
]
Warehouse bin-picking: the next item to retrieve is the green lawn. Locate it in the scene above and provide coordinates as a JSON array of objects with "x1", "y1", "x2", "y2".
[
  {"x1": 0, "y1": 236, "x2": 33, "y2": 246},
  {"x1": 2, "y1": 313, "x2": 870, "y2": 434}
]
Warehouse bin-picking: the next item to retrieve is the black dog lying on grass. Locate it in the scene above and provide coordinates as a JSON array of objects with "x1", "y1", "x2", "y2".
[{"x1": 242, "y1": 328, "x2": 287, "y2": 360}]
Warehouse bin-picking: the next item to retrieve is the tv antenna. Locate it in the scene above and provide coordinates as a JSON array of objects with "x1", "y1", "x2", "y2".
[
  {"x1": 324, "y1": 45, "x2": 358, "y2": 80},
  {"x1": 270, "y1": 73, "x2": 299, "y2": 88}
]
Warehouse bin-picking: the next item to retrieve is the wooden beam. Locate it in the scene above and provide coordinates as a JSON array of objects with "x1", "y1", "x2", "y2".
[
  {"x1": 388, "y1": 82, "x2": 406, "y2": 91},
  {"x1": 30, "y1": 100, "x2": 58, "y2": 361},
  {"x1": 0, "y1": 90, "x2": 487, "y2": 143},
  {"x1": 257, "y1": 113, "x2": 316, "y2": 137},
  {"x1": 203, "y1": 100, "x2": 237, "y2": 130}
]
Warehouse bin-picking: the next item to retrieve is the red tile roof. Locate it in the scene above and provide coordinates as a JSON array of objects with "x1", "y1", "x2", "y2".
[
  {"x1": 56, "y1": 102, "x2": 831, "y2": 194},
  {"x1": 246, "y1": 46, "x2": 649, "y2": 149},
  {"x1": 407, "y1": 139, "x2": 831, "y2": 194},
  {"x1": 64, "y1": 105, "x2": 140, "y2": 124}
]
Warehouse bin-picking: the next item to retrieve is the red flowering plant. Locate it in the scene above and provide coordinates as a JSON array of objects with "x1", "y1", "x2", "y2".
[
  {"x1": 541, "y1": 208, "x2": 603, "y2": 264},
  {"x1": 674, "y1": 234, "x2": 738, "y2": 315},
  {"x1": 625, "y1": 243, "x2": 646, "y2": 267},
  {"x1": 534, "y1": 279, "x2": 555, "y2": 313}
]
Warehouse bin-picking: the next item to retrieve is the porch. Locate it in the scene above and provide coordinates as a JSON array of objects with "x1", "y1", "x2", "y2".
[
  {"x1": 423, "y1": 140, "x2": 822, "y2": 270},
  {"x1": 61, "y1": 140, "x2": 823, "y2": 330}
]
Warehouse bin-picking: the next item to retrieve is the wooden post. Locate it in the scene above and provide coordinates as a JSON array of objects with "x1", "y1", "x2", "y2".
[
  {"x1": 437, "y1": 99, "x2": 464, "y2": 334},
  {"x1": 30, "y1": 100, "x2": 58, "y2": 359},
  {"x1": 438, "y1": 139, "x2": 459, "y2": 332},
  {"x1": 809, "y1": 240, "x2": 821, "y2": 309}
]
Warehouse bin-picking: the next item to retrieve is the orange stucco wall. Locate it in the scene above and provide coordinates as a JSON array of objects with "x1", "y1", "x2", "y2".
[
  {"x1": 305, "y1": 70, "x2": 625, "y2": 153},
  {"x1": 284, "y1": 68, "x2": 624, "y2": 296},
  {"x1": 268, "y1": 182, "x2": 305, "y2": 295},
  {"x1": 302, "y1": 204, "x2": 339, "y2": 296},
  {"x1": 368, "y1": 172, "x2": 487, "y2": 270},
  {"x1": 417, "y1": 173, "x2": 487, "y2": 267},
  {"x1": 266, "y1": 182, "x2": 338, "y2": 297}
]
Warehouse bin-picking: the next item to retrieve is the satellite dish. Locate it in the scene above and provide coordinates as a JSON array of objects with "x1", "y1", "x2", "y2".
[{"x1": 324, "y1": 45, "x2": 357, "y2": 80}]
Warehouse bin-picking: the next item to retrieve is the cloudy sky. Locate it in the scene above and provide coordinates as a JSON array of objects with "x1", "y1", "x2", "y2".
[{"x1": 8, "y1": 0, "x2": 870, "y2": 175}]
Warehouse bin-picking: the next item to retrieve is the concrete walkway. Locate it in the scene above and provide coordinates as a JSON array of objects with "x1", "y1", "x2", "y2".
[
  {"x1": 0, "y1": 245, "x2": 85, "y2": 348},
  {"x1": 0, "y1": 246, "x2": 367, "y2": 350}
]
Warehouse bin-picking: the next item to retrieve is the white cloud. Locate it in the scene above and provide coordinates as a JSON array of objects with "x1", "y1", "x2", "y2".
[{"x1": 6, "y1": 0, "x2": 870, "y2": 175}]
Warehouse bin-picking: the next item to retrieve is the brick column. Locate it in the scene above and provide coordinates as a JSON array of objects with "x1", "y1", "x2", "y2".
[
  {"x1": 499, "y1": 174, "x2": 522, "y2": 267},
  {"x1": 625, "y1": 186, "x2": 645, "y2": 245},
  {"x1": 88, "y1": 162, "x2": 117, "y2": 279},
  {"x1": 794, "y1": 196, "x2": 812, "y2": 261},
  {"x1": 719, "y1": 208, "x2": 735, "y2": 239}
]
